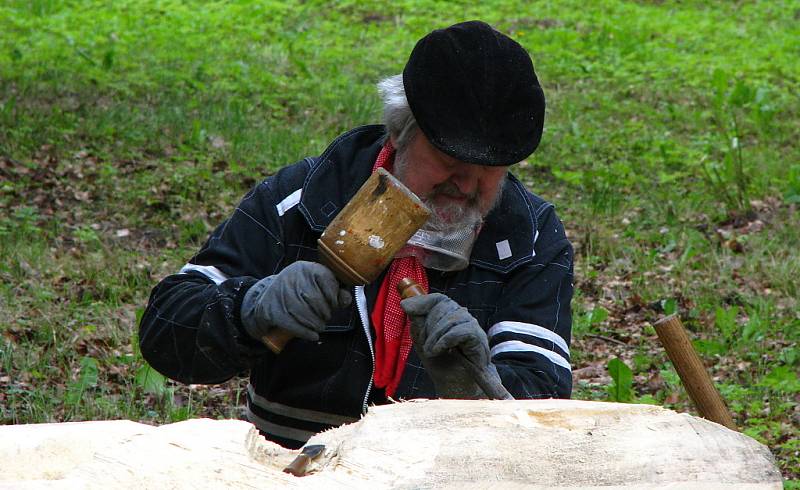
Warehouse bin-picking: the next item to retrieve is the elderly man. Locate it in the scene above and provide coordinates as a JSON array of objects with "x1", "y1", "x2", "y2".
[{"x1": 139, "y1": 20, "x2": 573, "y2": 449}]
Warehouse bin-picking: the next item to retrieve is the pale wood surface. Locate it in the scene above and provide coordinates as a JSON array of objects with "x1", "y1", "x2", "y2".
[
  {"x1": 0, "y1": 400, "x2": 782, "y2": 489},
  {"x1": 0, "y1": 419, "x2": 154, "y2": 482}
]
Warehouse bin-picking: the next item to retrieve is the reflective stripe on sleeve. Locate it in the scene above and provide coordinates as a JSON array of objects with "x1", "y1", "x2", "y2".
[
  {"x1": 179, "y1": 264, "x2": 229, "y2": 285},
  {"x1": 488, "y1": 321, "x2": 569, "y2": 356},
  {"x1": 491, "y1": 340, "x2": 572, "y2": 371},
  {"x1": 247, "y1": 384, "x2": 358, "y2": 427},
  {"x1": 245, "y1": 405, "x2": 315, "y2": 443}
]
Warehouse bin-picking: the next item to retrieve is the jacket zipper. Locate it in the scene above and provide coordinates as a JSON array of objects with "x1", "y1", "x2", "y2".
[{"x1": 354, "y1": 285, "x2": 374, "y2": 414}]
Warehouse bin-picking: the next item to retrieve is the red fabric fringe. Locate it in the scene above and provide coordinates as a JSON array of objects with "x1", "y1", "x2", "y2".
[{"x1": 369, "y1": 142, "x2": 428, "y2": 397}]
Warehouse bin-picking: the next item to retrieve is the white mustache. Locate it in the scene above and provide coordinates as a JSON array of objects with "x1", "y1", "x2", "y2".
[{"x1": 429, "y1": 182, "x2": 480, "y2": 206}]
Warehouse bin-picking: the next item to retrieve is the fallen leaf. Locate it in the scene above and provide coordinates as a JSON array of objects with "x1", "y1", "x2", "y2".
[
  {"x1": 210, "y1": 135, "x2": 227, "y2": 149},
  {"x1": 665, "y1": 392, "x2": 680, "y2": 404}
]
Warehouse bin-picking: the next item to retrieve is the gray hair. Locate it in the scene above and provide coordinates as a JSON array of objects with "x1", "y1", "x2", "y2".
[{"x1": 376, "y1": 74, "x2": 418, "y2": 151}]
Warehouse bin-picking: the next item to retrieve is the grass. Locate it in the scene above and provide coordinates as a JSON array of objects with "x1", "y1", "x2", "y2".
[{"x1": 1, "y1": 0, "x2": 798, "y2": 483}]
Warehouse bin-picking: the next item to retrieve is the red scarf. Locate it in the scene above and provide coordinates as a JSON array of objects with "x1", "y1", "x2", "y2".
[{"x1": 369, "y1": 142, "x2": 428, "y2": 398}]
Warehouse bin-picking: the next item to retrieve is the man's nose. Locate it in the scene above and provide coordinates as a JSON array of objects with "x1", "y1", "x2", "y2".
[{"x1": 449, "y1": 165, "x2": 480, "y2": 196}]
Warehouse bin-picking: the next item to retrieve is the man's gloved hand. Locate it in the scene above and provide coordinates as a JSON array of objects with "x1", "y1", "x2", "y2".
[
  {"x1": 401, "y1": 293, "x2": 499, "y2": 399},
  {"x1": 241, "y1": 261, "x2": 352, "y2": 343}
]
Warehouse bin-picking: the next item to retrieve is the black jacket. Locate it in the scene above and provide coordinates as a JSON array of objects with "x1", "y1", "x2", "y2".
[{"x1": 139, "y1": 125, "x2": 574, "y2": 448}]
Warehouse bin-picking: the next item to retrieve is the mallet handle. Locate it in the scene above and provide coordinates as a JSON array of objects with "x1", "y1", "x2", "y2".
[
  {"x1": 653, "y1": 314, "x2": 736, "y2": 430},
  {"x1": 261, "y1": 329, "x2": 294, "y2": 355}
]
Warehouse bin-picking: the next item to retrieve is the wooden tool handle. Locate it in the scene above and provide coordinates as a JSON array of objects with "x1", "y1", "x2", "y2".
[
  {"x1": 397, "y1": 277, "x2": 427, "y2": 298},
  {"x1": 653, "y1": 314, "x2": 737, "y2": 430},
  {"x1": 261, "y1": 328, "x2": 295, "y2": 355},
  {"x1": 397, "y1": 277, "x2": 514, "y2": 401}
]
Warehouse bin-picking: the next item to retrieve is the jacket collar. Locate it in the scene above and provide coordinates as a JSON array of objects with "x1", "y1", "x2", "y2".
[
  {"x1": 298, "y1": 125, "x2": 386, "y2": 232},
  {"x1": 299, "y1": 125, "x2": 537, "y2": 275},
  {"x1": 468, "y1": 175, "x2": 538, "y2": 273}
]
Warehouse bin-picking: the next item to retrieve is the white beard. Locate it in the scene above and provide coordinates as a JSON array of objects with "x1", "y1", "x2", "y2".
[{"x1": 393, "y1": 147, "x2": 505, "y2": 234}]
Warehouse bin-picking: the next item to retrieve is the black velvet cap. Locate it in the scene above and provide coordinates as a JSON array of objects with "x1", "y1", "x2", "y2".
[{"x1": 403, "y1": 21, "x2": 545, "y2": 166}]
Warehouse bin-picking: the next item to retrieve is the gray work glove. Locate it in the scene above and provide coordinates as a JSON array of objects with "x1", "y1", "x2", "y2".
[
  {"x1": 240, "y1": 261, "x2": 352, "y2": 343},
  {"x1": 401, "y1": 293, "x2": 507, "y2": 399}
]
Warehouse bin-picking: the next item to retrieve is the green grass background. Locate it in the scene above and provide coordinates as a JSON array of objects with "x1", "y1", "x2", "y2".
[{"x1": 1, "y1": 0, "x2": 798, "y2": 483}]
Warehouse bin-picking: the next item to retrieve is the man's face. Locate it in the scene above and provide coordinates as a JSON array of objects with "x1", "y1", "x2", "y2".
[{"x1": 393, "y1": 132, "x2": 508, "y2": 230}]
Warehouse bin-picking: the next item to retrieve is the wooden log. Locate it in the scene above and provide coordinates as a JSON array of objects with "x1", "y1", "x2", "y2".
[
  {"x1": 653, "y1": 314, "x2": 737, "y2": 430},
  {"x1": 0, "y1": 420, "x2": 153, "y2": 482},
  {"x1": 0, "y1": 400, "x2": 781, "y2": 488}
]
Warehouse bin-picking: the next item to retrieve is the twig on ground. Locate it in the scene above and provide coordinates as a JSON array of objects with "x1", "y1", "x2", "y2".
[{"x1": 585, "y1": 334, "x2": 628, "y2": 346}]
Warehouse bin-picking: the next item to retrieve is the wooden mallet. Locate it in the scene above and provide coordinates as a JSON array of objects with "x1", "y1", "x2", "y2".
[{"x1": 261, "y1": 168, "x2": 430, "y2": 354}]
